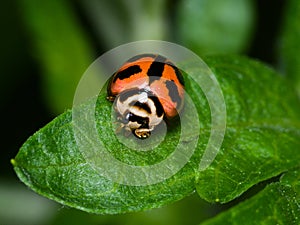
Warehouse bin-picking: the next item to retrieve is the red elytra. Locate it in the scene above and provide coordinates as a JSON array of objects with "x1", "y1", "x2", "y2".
[{"x1": 108, "y1": 54, "x2": 184, "y2": 118}]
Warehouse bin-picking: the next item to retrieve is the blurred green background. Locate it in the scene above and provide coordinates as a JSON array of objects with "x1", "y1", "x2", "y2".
[{"x1": 0, "y1": 0, "x2": 290, "y2": 224}]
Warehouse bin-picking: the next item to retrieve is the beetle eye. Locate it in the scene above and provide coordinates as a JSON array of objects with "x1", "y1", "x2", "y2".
[
  {"x1": 125, "y1": 113, "x2": 131, "y2": 120},
  {"x1": 119, "y1": 112, "x2": 132, "y2": 124},
  {"x1": 116, "y1": 114, "x2": 126, "y2": 124}
]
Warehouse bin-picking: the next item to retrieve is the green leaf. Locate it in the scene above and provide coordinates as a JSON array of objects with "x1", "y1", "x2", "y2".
[
  {"x1": 18, "y1": 0, "x2": 94, "y2": 114},
  {"x1": 200, "y1": 168, "x2": 300, "y2": 225},
  {"x1": 12, "y1": 55, "x2": 300, "y2": 215},
  {"x1": 196, "y1": 55, "x2": 300, "y2": 203},
  {"x1": 278, "y1": 0, "x2": 300, "y2": 96},
  {"x1": 176, "y1": 0, "x2": 255, "y2": 55},
  {"x1": 11, "y1": 91, "x2": 202, "y2": 214}
]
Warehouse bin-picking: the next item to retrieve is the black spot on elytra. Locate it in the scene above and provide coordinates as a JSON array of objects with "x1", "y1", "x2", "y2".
[
  {"x1": 148, "y1": 55, "x2": 168, "y2": 84},
  {"x1": 155, "y1": 54, "x2": 168, "y2": 63},
  {"x1": 170, "y1": 65, "x2": 184, "y2": 86},
  {"x1": 113, "y1": 65, "x2": 142, "y2": 82},
  {"x1": 148, "y1": 95, "x2": 164, "y2": 117},
  {"x1": 165, "y1": 80, "x2": 181, "y2": 106},
  {"x1": 161, "y1": 59, "x2": 184, "y2": 86}
]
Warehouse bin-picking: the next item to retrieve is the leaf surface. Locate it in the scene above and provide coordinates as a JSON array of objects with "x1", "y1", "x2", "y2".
[
  {"x1": 196, "y1": 55, "x2": 300, "y2": 203},
  {"x1": 200, "y1": 168, "x2": 300, "y2": 225},
  {"x1": 12, "y1": 55, "x2": 300, "y2": 215}
]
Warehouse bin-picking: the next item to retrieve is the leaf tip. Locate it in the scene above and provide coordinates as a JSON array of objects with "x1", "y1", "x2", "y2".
[{"x1": 10, "y1": 158, "x2": 17, "y2": 167}]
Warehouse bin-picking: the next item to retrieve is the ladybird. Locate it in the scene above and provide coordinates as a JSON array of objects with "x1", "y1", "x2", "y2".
[{"x1": 107, "y1": 54, "x2": 184, "y2": 139}]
